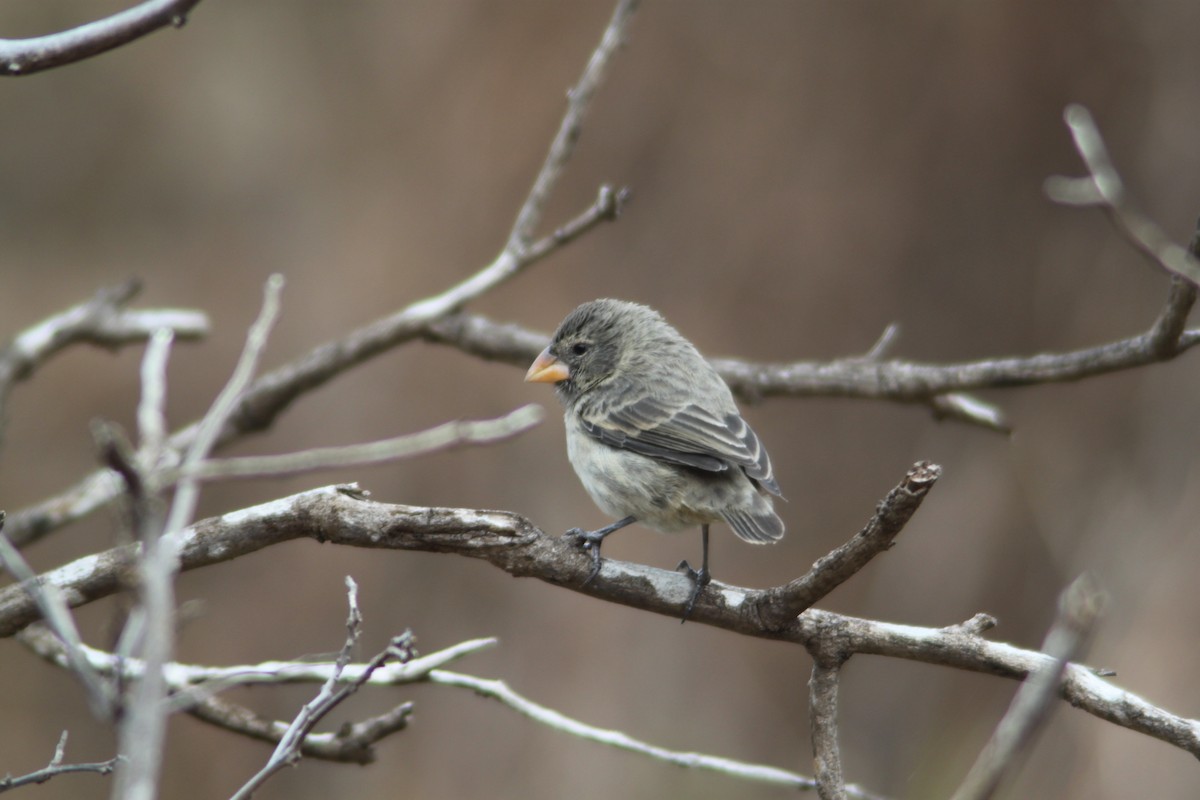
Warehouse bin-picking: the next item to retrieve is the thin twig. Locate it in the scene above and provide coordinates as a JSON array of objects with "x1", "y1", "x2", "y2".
[
  {"x1": 17, "y1": 623, "x2": 881, "y2": 797},
  {"x1": 0, "y1": 515, "x2": 114, "y2": 718},
  {"x1": 1145, "y1": 220, "x2": 1200, "y2": 354},
  {"x1": 0, "y1": 731, "x2": 123, "y2": 793},
  {"x1": 507, "y1": 1, "x2": 639, "y2": 250},
  {"x1": 427, "y1": 670, "x2": 889, "y2": 799},
  {"x1": 756, "y1": 462, "x2": 941, "y2": 629},
  {"x1": 136, "y1": 329, "x2": 175, "y2": 469},
  {"x1": 0, "y1": 279, "x2": 207, "y2": 446},
  {"x1": 166, "y1": 274, "x2": 285, "y2": 536},
  {"x1": 1045, "y1": 104, "x2": 1200, "y2": 285},
  {"x1": 950, "y1": 575, "x2": 1104, "y2": 800},
  {"x1": 0, "y1": 0, "x2": 203, "y2": 76},
  {"x1": 229, "y1": 578, "x2": 414, "y2": 800},
  {"x1": 187, "y1": 694, "x2": 413, "y2": 765},
  {"x1": 114, "y1": 276, "x2": 285, "y2": 800},
  {"x1": 175, "y1": 404, "x2": 543, "y2": 484},
  {"x1": 18, "y1": 622, "x2": 494, "y2": 695}
]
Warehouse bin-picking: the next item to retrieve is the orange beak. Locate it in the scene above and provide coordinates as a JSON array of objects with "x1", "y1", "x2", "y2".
[{"x1": 525, "y1": 347, "x2": 570, "y2": 383}]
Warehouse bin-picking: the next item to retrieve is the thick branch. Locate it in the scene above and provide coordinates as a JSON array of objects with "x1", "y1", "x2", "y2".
[
  {"x1": 2, "y1": 484, "x2": 1198, "y2": 761},
  {"x1": 809, "y1": 659, "x2": 848, "y2": 800},
  {"x1": 0, "y1": 0, "x2": 203, "y2": 76}
]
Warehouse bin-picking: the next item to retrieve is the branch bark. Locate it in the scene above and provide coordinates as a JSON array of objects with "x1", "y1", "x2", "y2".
[
  {"x1": 3, "y1": 482, "x2": 1197, "y2": 761},
  {"x1": 0, "y1": 279, "x2": 208, "y2": 446},
  {"x1": 0, "y1": 0, "x2": 204, "y2": 76},
  {"x1": 809, "y1": 658, "x2": 848, "y2": 800},
  {"x1": 1, "y1": 4, "x2": 633, "y2": 549}
]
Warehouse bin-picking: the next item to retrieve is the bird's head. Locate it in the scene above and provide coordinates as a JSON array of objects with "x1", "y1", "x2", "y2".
[{"x1": 525, "y1": 299, "x2": 656, "y2": 403}]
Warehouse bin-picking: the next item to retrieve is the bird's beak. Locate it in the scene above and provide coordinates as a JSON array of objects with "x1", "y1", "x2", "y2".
[{"x1": 525, "y1": 347, "x2": 570, "y2": 383}]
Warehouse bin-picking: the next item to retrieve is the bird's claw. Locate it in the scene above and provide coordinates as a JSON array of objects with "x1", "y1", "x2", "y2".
[
  {"x1": 564, "y1": 527, "x2": 604, "y2": 585},
  {"x1": 676, "y1": 560, "x2": 711, "y2": 623}
]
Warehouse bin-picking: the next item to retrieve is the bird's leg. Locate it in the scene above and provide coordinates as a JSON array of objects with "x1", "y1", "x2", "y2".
[
  {"x1": 676, "y1": 524, "x2": 712, "y2": 623},
  {"x1": 564, "y1": 515, "x2": 636, "y2": 585}
]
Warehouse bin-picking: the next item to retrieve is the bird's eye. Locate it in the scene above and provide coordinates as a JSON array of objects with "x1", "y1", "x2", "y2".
[{"x1": 571, "y1": 343, "x2": 589, "y2": 356}]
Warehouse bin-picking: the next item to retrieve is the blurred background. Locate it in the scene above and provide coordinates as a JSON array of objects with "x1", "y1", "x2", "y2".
[{"x1": 2, "y1": 1, "x2": 1199, "y2": 798}]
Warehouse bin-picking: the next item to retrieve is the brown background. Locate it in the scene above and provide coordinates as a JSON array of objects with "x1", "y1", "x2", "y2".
[{"x1": 2, "y1": 1, "x2": 1200, "y2": 798}]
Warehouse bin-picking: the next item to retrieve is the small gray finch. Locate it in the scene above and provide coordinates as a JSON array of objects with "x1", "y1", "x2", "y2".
[{"x1": 525, "y1": 299, "x2": 783, "y2": 620}]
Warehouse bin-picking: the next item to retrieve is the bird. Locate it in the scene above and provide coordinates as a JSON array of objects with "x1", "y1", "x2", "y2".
[{"x1": 524, "y1": 298, "x2": 783, "y2": 620}]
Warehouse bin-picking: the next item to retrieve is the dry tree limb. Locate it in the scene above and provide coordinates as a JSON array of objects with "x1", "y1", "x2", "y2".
[
  {"x1": 19, "y1": 625, "x2": 886, "y2": 798},
  {"x1": 18, "y1": 623, "x2": 494, "y2": 697},
  {"x1": 425, "y1": 669, "x2": 888, "y2": 800},
  {"x1": 186, "y1": 694, "x2": 413, "y2": 766},
  {"x1": 0, "y1": 0, "x2": 203, "y2": 77},
  {"x1": 756, "y1": 461, "x2": 940, "y2": 630},
  {"x1": 1045, "y1": 105, "x2": 1200, "y2": 286},
  {"x1": 950, "y1": 576, "x2": 1104, "y2": 800},
  {"x1": 228, "y1": 578, "x2": 414, "y2": 800},
  {"x1": 174, "y1": 404, "x2": 544, "y2": 484},
  {"x1": 809, "y1": 658, "x2": 848, "y2": 800},
  {"x1": 0, "y1": 731, "x2": 122, "y2": 794},
  {"x1": 1, "y1": 0, "x2": 636, "y2": 549},
  {"x1": 0, "y1": 278, "x2": 208, "y2": 445},
  {"x1": 107, "y1": 275, "x2": 285, "y2": 800},
  {"x1": 0, "y1": 513, "x2": 115, "y2": 719},
  {"x1": 420, "y1": 298, "x2": 1200, "y2": 409},
  {"x1": 3, "y1": 479, "x2": 1197, "y2": 762}
]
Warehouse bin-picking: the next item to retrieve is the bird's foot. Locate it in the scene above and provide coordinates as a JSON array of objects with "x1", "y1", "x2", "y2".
[
  {"x1": 675, "y1": 560, "x2": 711, "y2": 623},
  {"x1": 564, "y1": 527, "x2": 605, "y2": 585}
]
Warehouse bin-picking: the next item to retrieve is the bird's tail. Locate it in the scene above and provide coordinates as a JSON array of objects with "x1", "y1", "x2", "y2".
[{"x1": 722, "y1": 504, "x2": 784, "y2": 544}]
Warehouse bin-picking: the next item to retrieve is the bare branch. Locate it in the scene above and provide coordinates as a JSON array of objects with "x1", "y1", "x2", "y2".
[
  {"x1": 229, "y1": 579, "x2": 414, "y2": 800},
  {"x1": 0, "y1": 514, "x2": 115, "y2": 718},
  {"x1": 928, "y1": 393, "x2": 1010, "y2": 433},
  {"x1": 187, "y1": 694, "x2": 413, "y2": 765},
  {"x1": 0, "y1": 731, "x2": 122, "y2": 793},
  {"x1": 1045, "y1": 105, "x2": 1200, "y2": 285},
  {"x1": 18, "y1": 622, "x2": 495, "y2": 693},
  {"x1": 1145, "y1": 221, "x2": 1200, "y2": 355},
  {"x1": 756, "y1": 462, "x2": 941, "y2": 630},
  {"x1": 136, "y1": 329, "x2": 175, "y2": 468},
  {"x1": 4, "y1": 484, "x2": 1198, "y2": 761},
  {"x1": 0, "y1": 0, "x2": 203, "y2": 77},
  {"x1": 428, "y1": 308, "x2": 1198, "y2": 401},
  {"x1": 1, "y1": 1, "x2": 637, "y2": 549},
  {"x1": 175, "y1": 404, "x2": 544, "y2": 484},
  {"x1": 507, "y1": 0, "x2": 638, "y2": 250},
  {"x1": 111, "y1": 276, "x2": 284, "y2": 800},
  {"x1": 951, "y1": 576, "x2": 1104, "y2": 800},
  {"x1": 0, "y1": 279, "x2": 208, "y2": 447},
  {"x1": 809, "y1": 659, "x2": 848, "y2": 800},
  {"x1": 427, "y1": 670, "x2": 889, "y2": 799},
  {"x1": 18, "y1": 624, "x2": 880, "y2": 797},
  {"x1": 166, "y1": 274, "x2": 285, "y2": 536}
]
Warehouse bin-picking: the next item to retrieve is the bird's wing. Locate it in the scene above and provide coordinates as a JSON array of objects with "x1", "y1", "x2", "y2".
[{"x1": 578, "y1": 395, "x2": 781, "y2": 496}]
